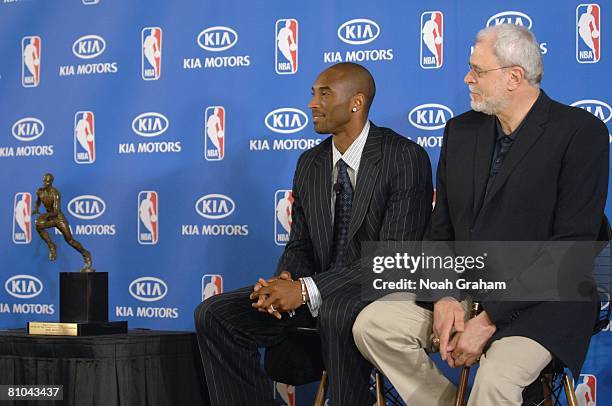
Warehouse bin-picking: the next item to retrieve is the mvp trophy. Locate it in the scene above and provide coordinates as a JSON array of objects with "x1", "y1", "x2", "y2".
[{"x1": 27, "y1": 173, "x2": 127, "y2": 336}]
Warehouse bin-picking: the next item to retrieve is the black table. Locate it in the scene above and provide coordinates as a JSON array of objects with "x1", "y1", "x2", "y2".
[{"x1": 0, "y1": 329, "x2": 209, "y2": 406}]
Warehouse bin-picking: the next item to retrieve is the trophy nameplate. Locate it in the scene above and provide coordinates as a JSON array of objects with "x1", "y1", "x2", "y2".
[{"x1": 27, "y1": 321, "x2": 127, "y2": 336}]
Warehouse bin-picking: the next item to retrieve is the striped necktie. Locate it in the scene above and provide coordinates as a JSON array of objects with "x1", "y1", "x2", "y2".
[{"x1": 330, "y1": 159, "x2": 353, "y2": 268}]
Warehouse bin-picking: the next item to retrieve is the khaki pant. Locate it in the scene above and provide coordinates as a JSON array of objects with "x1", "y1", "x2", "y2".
[{"x1": 352, "y1": 293, "x2": 552, "y2": 405}]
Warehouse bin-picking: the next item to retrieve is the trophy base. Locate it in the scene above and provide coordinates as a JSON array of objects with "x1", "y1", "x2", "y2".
[
  {"x1": 60, "y1": 272, "x2": 108, "y2": 322},
  {"x1": 27, "y1": 321, "x2": 128, "y2": 336}
]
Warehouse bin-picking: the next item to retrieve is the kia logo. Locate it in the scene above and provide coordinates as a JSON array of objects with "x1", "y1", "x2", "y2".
[
  {"x1": 72, "y1": 35, "x2": 106, "y2": 59},
  {"x1": 264, "y1": 108, "x2": 308, "y2": 134},
  {"x1": 12, "y1": 117, "x2": 45, "y2": 141},
  {"x1": 197, "y1": 26, "x2": 238, "y2": 52},
  {"x1": 408, "y1": 103, "x2": 454, "y2": 131},
  {"x1": 337, "y1": 18, "x2": 380, "y2": 45},
  {"x1": 129, "y1": 277, "x2": 167, "y2": 302},
  {"x1": 131, "y1": 112, "x2": 169, "y2": 137},
  {"x1": 67, "y1": 195, "x2": 106, "y2": 220},
  {"x1": 196, "y1": 194, "x2": 235, "y2": 219},
  {"x1": 5, "y1": 275, "x2": 43, "y2": 299},
  {"x1": 571, "y1": 99, "x2": 612, "y2": 123},
  {"x1": 486, "y1": 11, "x2": 533, "y2": 29}
]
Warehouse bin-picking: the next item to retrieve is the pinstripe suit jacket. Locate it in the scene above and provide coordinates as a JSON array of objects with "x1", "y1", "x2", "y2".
[{"x1": 276, "y1": 122, "x2": 433, "y2": 299}]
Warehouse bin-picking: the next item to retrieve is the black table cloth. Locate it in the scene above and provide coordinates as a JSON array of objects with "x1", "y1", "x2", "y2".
[{"x1": 0, "y1": 329, "x2": 209, "y2": 406}]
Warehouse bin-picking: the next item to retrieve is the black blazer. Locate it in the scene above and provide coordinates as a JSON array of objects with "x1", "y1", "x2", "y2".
[
  {"x1": 277, "y1": 122, "x2": 433, "y2": 298},
  {"x1": 429, "y1": 90, "x2": 609, "y2": 376}
]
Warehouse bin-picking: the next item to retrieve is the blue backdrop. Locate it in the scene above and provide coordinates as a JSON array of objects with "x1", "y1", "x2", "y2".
[{"x1": 0, "y1": 0, "x2": 609, "y2": 404}]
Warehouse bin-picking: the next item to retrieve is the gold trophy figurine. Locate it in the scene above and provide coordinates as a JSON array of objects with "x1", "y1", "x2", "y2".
[{"x1": 33, "y1": 173, "x2": 93, "y2": 272}]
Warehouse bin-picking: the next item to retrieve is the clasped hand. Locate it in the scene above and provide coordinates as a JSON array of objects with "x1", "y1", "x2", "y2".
[
  {"x1": 249, "y1": 271, "x2": 303, "y2": 319},
  {"x1": 433, "y1": 299, "x2": 496, "y2": 368},
  {"x1": 446, "y1": 312, "x2": 496, "y2": 367}
]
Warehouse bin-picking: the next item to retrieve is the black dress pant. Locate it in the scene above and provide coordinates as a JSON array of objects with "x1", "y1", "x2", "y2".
[{"x1": 194, "y1": 285, "x2": 372, "y2": 405}]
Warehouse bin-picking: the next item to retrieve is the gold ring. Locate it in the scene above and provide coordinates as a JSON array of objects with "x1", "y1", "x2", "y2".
[{"x1": 432, "y1": 337, "x2": 440, "y2": 345}]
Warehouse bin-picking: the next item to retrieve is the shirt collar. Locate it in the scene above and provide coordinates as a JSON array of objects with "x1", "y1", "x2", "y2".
[
  {"x1": 332, "y1": 121, "x2": 370, "y2": 172},
  {"x1": 495, "y1": 90, "x2": 543, "y2": 141},
  {"x1": 495, "y1": 119, "x2": 520, "y2": 141}
]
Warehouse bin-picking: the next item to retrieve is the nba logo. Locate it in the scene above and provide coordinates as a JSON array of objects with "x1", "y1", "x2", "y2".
[
  {"x1": 574, "y1": 374, "x2": 596, "y2": 405},
  {"x1": 138, "y1": 191, "x2": 158, "y2": 245},
  {"x1": 420, "y1": 11, "x2": 443, "y2": 69},
  {"x1": 13, "y1": 193, "x2": 32, "y2": 244},
  {"x1": 204, "y1": 106, "x2": 225, "y2": 161},
  {"x1": 74, "y1": 111, "x2": 95, "y2": 164},
  {"x1": 275, "y1": 19, "x2": 298, "y2": 74},
  {"x1": 273, "y1": 382, "x2": 295, "y2": 406},
  {"x1": 142, "y1": 27, "x2": 162, "y2": 80},
  {"x1": 274, "y1": 190, "x2": 293, "y2": 246},
  {"x1": 22, "y1": 36, "x2": 41, "y2": 87},
  {"x1": 201, "y1": 274, "x2": 223, "y2": 301},
  {"x1": 576, "y1": 4, "x2": 601, "y2": 63}
]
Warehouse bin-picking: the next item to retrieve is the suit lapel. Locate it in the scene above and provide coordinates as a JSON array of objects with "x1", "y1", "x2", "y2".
[
  {"x1": 312, "y1": 137, "x2": 334, "y2": 271},
  {"x1": 347, "y1": 124, "x2": 382, "y2": 241},
  {"x1": 480, "y1": 91, "x2": 550, "y2": 208},
  {"x1": 472, "y1": 116, "x2": 496, "y2": 220}
]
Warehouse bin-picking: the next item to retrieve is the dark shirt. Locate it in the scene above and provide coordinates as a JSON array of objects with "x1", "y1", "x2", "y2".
[
  {"x1": 484, "y1": 91, "x2": 543, "y2": 197},
  {"x1": 484, "y1": 120, "x2": 520, "y2": 197},
  {"x1": 493, "y1": 119, "x2": 521, "y2": 163}
]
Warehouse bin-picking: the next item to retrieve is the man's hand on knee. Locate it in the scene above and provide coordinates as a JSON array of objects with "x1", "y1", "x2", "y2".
[
  {"x1": 252, "y1": 271, "x2": 292, "y2": 294},
  {"x1": 449, "y1": 311, "x2": 496, "y2": 367},
  {"x1": 250, "y1": 271, "x2": 291, "y2": 318},
  {"x1": 433, "y1": 297, "x2": 465, "y2": 362},
  {"x1": 251, "y1": 278, "x2": 302, "y2": 319}
]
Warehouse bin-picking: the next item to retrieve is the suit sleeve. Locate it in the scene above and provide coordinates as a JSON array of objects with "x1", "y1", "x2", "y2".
[
  {"x1": 312, "y1": 141, "x2": 433, "y2": 299},
  {"x1": 275, "y1": 154, "x2": 317, "y2": 279},
  {"x1": 424, "y1": 122, "x2": 462, "y2": 301},
  {"x1": 427, "y1": 122, "x2": 455, "y2": 241},
  {"x1": 483, "y1": 115, "x2": 609, "y2": 325}
]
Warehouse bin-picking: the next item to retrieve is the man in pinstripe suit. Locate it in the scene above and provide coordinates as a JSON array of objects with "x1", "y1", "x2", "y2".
[{"x1": 194, "y1": 62, "x2": 432, "y2": 405}]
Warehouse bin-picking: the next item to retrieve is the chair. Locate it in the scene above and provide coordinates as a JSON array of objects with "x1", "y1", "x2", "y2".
[
  {"x1": 456, "y1": 216, "x2": 611, "y2": 406},
  {"x1": 526, "y1": 217, "x2": 610, "y2": 406},
  {"x1": 264, "y1": 326, "x2": 387, "y2": 406},
  {"x1": 452, "y1": 289, "x2": 610, "y2": 406},
  {"x1": 526, "y1": 284, "x2": 610, "y2": 406}
]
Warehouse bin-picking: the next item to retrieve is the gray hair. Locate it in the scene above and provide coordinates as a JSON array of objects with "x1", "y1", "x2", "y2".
[{"x1": 476, "y1": 24, "x2": 543, "y2": 86}]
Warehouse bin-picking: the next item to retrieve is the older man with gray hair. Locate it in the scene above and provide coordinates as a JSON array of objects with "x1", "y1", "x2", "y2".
[{"x1": 353, "y1": 24, "x2": 608, "y2": 405}]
